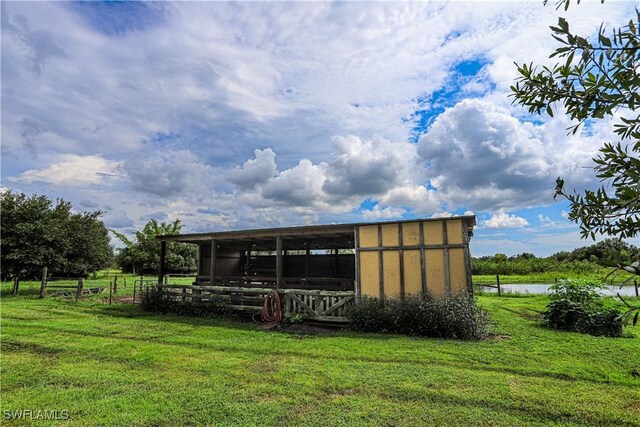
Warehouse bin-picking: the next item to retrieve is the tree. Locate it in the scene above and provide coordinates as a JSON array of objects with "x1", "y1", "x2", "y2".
[
  {"x1": 1, "y1": 190, "x2": 113, "y2": 279},
  {"x1": 112, "y1": 219, "x2": 197, "y2": 275},
  {"x1": 511, "y1": 0, "x2": 639, "y2": 324},
  {"x1": 511, "y1": 2, "x2": 639, "y2": 240}
]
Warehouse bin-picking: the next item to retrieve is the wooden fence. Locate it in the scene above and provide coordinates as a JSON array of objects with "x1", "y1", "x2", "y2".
[{"x1": 149, "y1": 284, "x2": 355, "y2": 322}]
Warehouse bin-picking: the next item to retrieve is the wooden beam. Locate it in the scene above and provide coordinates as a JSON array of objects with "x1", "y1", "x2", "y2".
[
  {"x1": 276, "y1": 236, "x2": 283, "y2": 289},
  {"x1": 209, "y1": 239, "x2": 217, "y2": 285},
  {"x1": 305, "y1": 246, "x2": 310, "y2": 279},
  {"x1": 354, "y1": 226, "x2": 361, "y2": 302},
  {"x1": 158, "y1": 241, "x2": 167, "y2": 284}
]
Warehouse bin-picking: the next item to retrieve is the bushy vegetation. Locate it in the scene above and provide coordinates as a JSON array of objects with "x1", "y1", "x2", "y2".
[
  {"x1": 140, "y1": 285, "x2": 232, "y2": 318},
  {"x1": 472, "y1": 239, "x2": 640, "y2": 276},
  {"x1": 542, "y1": 280, "x2": 623, "y2": 337},
  {"x1": 348, "y1": 293, "x2": 490, "y2": 340},
  {"x1": 113, "y1": 219, "x2": 197, "y2": 275},
  {"x1": 1, "y1": 190, "x2": 113, "y2": 280}
]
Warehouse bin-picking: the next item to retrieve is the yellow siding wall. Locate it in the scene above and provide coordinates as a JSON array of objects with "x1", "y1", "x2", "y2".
[
  {"x1": 449, "y1": 248, "x2": 467, "y2": 295},
  {"x1": 402, "y1": 222, "x2": 420, "y2": 245},
  {"x1": 358, "y1": 219, "x2": 471, "y2": 300},
  {"x1": 359, "y1": 251, "x2": 379, "y2": 298},
  {"x1": 382, "y1": 251, "x2": 401, "y2": 297},
  {"x1": 359, "y1": 225, "x2": 378, "y2": 248},
  {"x1": 381, "y1": 224, "x2": 399, "y2": 247},
  {"x1": 403, "y1": 250, "x2": 422, "y2": 295},
  {"x1": 447, "y1": 219, "x2": 464, "y2": 245},
  {"x1": 423, "y1": 222, "x2": 443, "y2": 245},
  {"x1": 425, "y1": 249, "x2": 445, "y2": 298}
]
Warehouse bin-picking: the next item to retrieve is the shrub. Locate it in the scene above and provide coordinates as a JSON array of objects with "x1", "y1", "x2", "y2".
[
  {"x1": 347, "y1": 296, "x2": 392, "y2": 332},
  {"x1": 348, "y1": 293, "x2": 490, "y2": 340},
  {"x1": 542, "y1": 280, "x2": 623, "y2": 337},
  {"x1": 140, "y1": 286, "x2": 232, "y2": 318}
]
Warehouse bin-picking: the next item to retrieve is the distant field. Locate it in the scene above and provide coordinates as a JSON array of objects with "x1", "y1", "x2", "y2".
[
  {"x1": 472, "y1": 272, "x2": 637, "y2": 285},
  {"x1": 1, "y1": 282, "x2": 639, "y2": 426}
]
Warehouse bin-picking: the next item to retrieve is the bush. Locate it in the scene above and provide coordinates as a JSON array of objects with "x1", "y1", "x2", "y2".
[
  {"x1": 140, "y1": 286, "x2": 232, "y2": 318},
  {"x1": 542, "y1": 280, "x2": 623, "y2": 337},
  {"x1": 348, "y1": 293, "x2": 490, "y2": 340}
]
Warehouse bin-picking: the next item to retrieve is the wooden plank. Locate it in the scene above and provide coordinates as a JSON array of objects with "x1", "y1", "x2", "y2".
[
  {"x1": 356, "y1": 243, "x2": 468, "y2": 251},
  {"x1": 378, "y1": 224, "x2": 384, "y2": 301},
  {"x1": 319, "y1": 295, "x2": 354, "y2": 316},
  {"x1": 210, "y1": 239, "x2": 217, "y2": 286},
  {"x1": 276, "y1": 236, "x2": 283, "y2": 289},
  {"x1": 288, "y1": 293, "x2": 316, "y2": 316},
  {"x1": 443, "y1": 220, "x2": 451, "y2": 298},
  {"x1": 419, "y1": 223, "x2": 426, "y2": 293},
  {"x1": 158, "y1": 241, "x2": 167, "y2": 284},
  {"x1": 354, "y1": 225, "x2": 360, "y2": 302},
  {"x1": 398, "y1": 223, "x2": 405, "y2": 297}
]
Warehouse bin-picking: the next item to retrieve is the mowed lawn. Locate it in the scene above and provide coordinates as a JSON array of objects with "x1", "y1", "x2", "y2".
[{"x1": 1, "y1": 285, "x2": 639, "y2": 426}]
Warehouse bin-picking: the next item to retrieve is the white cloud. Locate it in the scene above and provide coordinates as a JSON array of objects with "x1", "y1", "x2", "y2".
[
  {"x1": 362, "y1": 205, "x2": 405, "y2": 220},
  {"x1": 227, "y1": 148, "x2": 277, "y2": 189},
  {"x1": 323, "y1": 135, "x2": 420, "y2": 196},
  {"x1": 261, "y1": 159, "x2": 327, "y2": 207},
  {"x1": 11, "y1": 155, "x2": 119, "y2": 186},
  {"x1": 484, "y1": 213, "x2": 529, "y2": 229}
]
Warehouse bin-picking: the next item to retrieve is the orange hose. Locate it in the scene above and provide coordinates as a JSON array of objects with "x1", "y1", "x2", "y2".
[{"x1": 259, "y1": 290, "x2": 282, "y2": 328}]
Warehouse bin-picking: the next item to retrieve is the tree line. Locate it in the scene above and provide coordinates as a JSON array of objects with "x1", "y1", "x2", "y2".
[
  {"x1": 472, "y1": 239, "x2": 639, "y2": 276},
  {"x1": 1, "y1": 191, "x2": 196, "y2": 280}
]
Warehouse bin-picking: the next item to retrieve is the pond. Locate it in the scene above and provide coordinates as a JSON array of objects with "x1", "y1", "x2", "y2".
[{"x1": 477, "y1": 283, "x2": 639, "y2": 297}]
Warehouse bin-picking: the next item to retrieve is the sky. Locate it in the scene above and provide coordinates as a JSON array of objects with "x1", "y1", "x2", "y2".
[{"x1": 2, "y1": 1, "x2": 638, "y2": 257}]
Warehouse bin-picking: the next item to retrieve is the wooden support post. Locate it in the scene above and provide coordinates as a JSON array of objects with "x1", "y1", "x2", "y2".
[
  {"x1": 354, "y1": 226, "x2": 360, "y2": 302},
  {"x1": 39, "y1": 267, "x2": 47, "y2": 298},
  {"x1": 76, "y1": 277, "x2": 84, "y2": 300},
  {"x1": 496, "y1": 274, "x2": 501, "y2": 296},
  {"x1": 209, "y1": 239, "x2": 217, "y2": 285},
  {"x1": 158, "y1": 241, "x2": 167, "y2": 285},
  {"x1": 109, "y1": 280, "x2": 113, "y2": 305},
  {"x1": 11, "y1": 276, "x2": 19, "y2": 295},
  {"x1": 276, "y1": 236, "x2": 283, "y2": 289},
  {"x1": 334, "y1": 248, "x2": 340, "y2": 277},
  {"x1": 305, "y1": 246, "x2": 310, "y2": 279},
  {"x1": 114, "y1": 276, "x2": 118, "y2": 294}
]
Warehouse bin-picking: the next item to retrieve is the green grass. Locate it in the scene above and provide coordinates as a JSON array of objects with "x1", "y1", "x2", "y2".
[
  {"x1": 1, "y1": 283, "x2": 639, "y2": 426},
  {"x1": 473, "y1": 272, "x2": 637, "y2": 285}
]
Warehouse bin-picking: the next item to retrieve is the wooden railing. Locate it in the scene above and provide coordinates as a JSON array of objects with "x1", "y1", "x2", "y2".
[
  {"x1": 195, "y1": 275, "x2": 353, "y2": 291},
  {"x1": 155, "y1": 284, "x2": 355, "y2": 322}
]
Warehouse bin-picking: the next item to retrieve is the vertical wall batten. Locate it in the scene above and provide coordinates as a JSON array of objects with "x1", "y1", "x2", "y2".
[
  {"x1": 378, "y1": 225, "x2": 384, "y2": 300},
  {"x1": 398, "y1": 223, "x2": 405, "y2": 297},
  {"x1": 443, "y1": 222, "x2": 451, "y2": 298},
  {"x1": 276, "y1": 236, "x2": 283, "y2": 289},
  {"x1": 462, "y1": 220, "x2": 473, "y2": 293},
  {"x1": 209, "y1": 239, "x2": 216, "y2": 285},
  {"x1": 419, "y1": 222, "x2": 426, "y2": 293},
  {"x1": 354, "y1": 226, "x2": 361, "y2": 302}
]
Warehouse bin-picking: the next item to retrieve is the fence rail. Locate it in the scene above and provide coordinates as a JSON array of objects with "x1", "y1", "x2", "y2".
[{"x1": 148, "y1": 284, "x2": 355, "y2": 322}]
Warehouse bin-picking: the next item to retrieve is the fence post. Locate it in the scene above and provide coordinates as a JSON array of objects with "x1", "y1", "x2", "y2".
[
  {"x1": 635, "y1": 279, "x2": 639, "y2": 298},
  {"x1": 39, "y1": 267, "x2": 48, "y2": 298},
  {"x1": 11, "y1": 276, "x2": 20, "y2": 295},
  {"x1": 76, "y1": 277, "x2": 84, "y2": 300},
  {"x1": 109, "y1": 280, "x2": 113, "y2": 305},
  {"x1": 164, "y1": 274, "x2": 169, "y2": 285},
  {"x1": 123, "y1": 276, "x2": 127, "y2": 289},
  {"x1": 114, "y1": 276, "x2": 118, "y2": 294},
  {"x1": 496, "y1": 274, "x2": 501, "y2": 297}
]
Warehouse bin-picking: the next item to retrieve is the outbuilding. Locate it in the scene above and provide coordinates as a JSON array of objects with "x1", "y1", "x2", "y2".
[{"x1": 156, "y1": 215, "x2": 476, "y2": 322}]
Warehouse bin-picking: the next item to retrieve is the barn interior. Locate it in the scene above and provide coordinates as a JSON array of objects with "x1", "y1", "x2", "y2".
[{"x1": 158, "y1": 224, "x2": 357, "y2": 291}]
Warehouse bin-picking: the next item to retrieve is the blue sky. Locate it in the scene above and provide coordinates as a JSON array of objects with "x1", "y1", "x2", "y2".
[{"x1": 2, "y1": 1, "x2": 638, "y2": 256}]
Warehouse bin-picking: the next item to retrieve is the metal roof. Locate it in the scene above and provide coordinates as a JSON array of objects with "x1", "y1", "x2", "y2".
[{"x1": 156, "y1": 215, "x2": 476, "y2": 250}]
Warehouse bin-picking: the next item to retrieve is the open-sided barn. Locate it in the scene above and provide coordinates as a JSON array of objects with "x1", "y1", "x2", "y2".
[{"x1": 156, "y1": 215, "x2": 476, "y2": 322}]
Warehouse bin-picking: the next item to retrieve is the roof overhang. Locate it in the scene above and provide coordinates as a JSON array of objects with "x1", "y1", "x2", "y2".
[{"x1": 156, "y1": 215, "x2": 476, "y2": 250}]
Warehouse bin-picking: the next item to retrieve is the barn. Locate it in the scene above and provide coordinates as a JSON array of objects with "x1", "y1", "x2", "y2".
[{"x1": 156, "y1": 215, "x2": 476, "y2": 322}]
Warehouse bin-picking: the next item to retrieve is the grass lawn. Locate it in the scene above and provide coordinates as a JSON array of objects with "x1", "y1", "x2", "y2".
[
  {"x1": 473, "y1": 272, "x2": 638, "y2": 285},
  {"x1": 1, "y1": 283, "x2": 639, "y2": 426}
]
